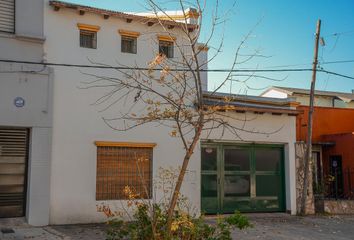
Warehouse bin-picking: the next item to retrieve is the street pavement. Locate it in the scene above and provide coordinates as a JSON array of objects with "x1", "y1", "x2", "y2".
[{"x1": 1, "y1": 214, "x2": 354, "y2": 239}]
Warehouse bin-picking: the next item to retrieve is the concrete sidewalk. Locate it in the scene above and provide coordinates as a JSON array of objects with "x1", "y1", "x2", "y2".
[
  {"x1": 0, "y1": 218, "x2": 65, "y2": 240},
  {"x1": 236, "y1": 213, "x2": 354, "y2": 240},
  {"x1": 0, "y1": 227, "x2": 65, "y2": 240},
  {"x1": 0, "y1": 217, "x2": 106, "y2": 240},
  {"x1": 0, "y1": 225, "x2": 105, "y2": 240},
  {"x1": 1, "y1": 214, "x2": 354, "y2": 239}
]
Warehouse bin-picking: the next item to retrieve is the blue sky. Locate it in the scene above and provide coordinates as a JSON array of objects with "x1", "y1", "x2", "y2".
[{"x1": 63, "y1": 0, "x2": 354, "y2": 95}]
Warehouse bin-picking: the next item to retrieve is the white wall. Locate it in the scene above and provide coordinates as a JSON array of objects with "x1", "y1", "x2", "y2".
[
  {"x1": 0, "y1": 63, "x2": 53, "y2": 226},
  {"x1": 196, "y1": 43, "x2": 208, "y2": 91},
  {"x1": 0, "y1": 0, "x2": 45, "y2": 62},
  {"x1": 16, "y1": 0, "x2": 44, "y2": 38},
  {"x1": 0, "y1": 64, "x2": 52, "y2": 126},
  {"x1": 46, "y1": 69, "x2": 201, "y2": 224},
  {"x1": 261, "y1": 89, "x2": 288, "y2": 99},
  {"x1": 43, "y1": 1, "x2": 297, "y2": 224},
  {"x1": 43, "y1": 2, "x2": 203, "y2": 224},
  {"x1": 27, "y1": 126, "x2": 52, "y2": 226}
]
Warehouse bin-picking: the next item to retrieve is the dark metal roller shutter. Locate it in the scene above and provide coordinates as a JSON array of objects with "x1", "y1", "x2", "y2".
[
  {"x1": 0, "y1": 128, "x2": 28, "y2": 218},
  {"x1": 0, "y1": 0, "x2": 15, "y2": 33}
]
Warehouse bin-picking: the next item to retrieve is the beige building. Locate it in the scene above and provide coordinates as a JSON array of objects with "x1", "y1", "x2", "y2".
[{"x1": 261, "y1": 86, "x2": 354, "y2": 108}]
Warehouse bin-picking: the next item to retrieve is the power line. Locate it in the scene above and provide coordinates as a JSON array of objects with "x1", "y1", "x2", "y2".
[
  {"x1": 323, "y1": 30, "x2": 354, "y2": 37},
  {"x1": 320, "y1": 69, "x2": 354, "y2": 80},
  {"x1": 321, "y1": 59, "x2": 354, "y2": 65},
  {"x1": 251, "y1": 59, "x2": 354, "y2": 69},
  {"x1": 0, "y1": 59, "x2": 314, "y2": 73},
  {"x1": 1, "y1": 59, "x2": 354, "y2": 80},
  {"x1": 262, "y1": 63, "x2": 312, "y2": 69}
]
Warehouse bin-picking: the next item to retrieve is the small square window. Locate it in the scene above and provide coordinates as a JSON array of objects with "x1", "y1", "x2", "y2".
[
  {"x1": 159, "y1": 40, "x2": 174, "y2": 58},
  {"x1": 80, "y1": 30, "x2": 97, "y2": 49},
  {"x1": 121, "y1": 36, "x2": 137, "y2": 54}
]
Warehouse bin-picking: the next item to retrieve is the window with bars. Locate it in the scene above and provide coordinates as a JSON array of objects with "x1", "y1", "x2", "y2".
[
  {"x1": 0, "y1": 0, "x2": 15, "y2": 33},
  {"x1": 80, "y1": 30, "x2": 97, "y2": 49},
  {"x1": 159, "y1": 40, "x2": 174, "y2": 58},
  {"x1": 121, "y1": 36, "x2": 137, "y2": 54},
  {"x1": 96, "y1": 143, "x2": 153, "y2": 200}
]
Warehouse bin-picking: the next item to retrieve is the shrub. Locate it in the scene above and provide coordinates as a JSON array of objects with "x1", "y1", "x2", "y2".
[
  {"x1": 98, "y1": 168, "x2": 251, "y2": 239},
  {"x1": 105, "y1": 203, "x2": 251, "y2": 240}
]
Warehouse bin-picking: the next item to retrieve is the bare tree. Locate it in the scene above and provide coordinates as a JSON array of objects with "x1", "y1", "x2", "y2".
[{"x1": 81, "y1": 0, "x2": 282, "y2": 235}]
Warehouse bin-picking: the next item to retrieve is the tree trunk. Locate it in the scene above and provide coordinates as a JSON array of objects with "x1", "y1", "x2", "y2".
[{"x1": 166, "y1": 124, "x2": 203, "y2": 236}]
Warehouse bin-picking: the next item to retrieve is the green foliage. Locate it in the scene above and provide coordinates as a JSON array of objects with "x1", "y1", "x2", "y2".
[
  {"x1": 212, "y1": 213, "x2": 252, "y2": 240},
  {"x1": 106, "y1": 203, "x2": 251, "y2": 240}
]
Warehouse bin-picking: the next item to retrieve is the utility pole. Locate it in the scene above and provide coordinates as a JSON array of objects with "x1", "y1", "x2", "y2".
[{"x1": 301, "y1": 19, "x2": 321, "y2": 215}]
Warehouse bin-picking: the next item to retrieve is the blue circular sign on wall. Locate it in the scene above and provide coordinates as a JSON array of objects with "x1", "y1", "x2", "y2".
[{"x1": 14, "y1": 97, "x2": 25, "y2": 108}]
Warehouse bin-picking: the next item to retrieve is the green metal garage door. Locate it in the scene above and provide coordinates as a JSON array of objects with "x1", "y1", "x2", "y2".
[{"x1": 201, "y1": 143, "x2": 285, "y2": 214}]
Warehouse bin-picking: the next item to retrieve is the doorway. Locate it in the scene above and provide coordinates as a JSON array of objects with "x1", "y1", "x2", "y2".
[
  {"x1": 0, "y1": 128, "x2": 29, "y2": 218},
  {"x1": 329, "y1": 155, "x2": 343, "y2": 198},
  {"x1": 201, "y1": 143, "x2": 285, "y2": 213}
]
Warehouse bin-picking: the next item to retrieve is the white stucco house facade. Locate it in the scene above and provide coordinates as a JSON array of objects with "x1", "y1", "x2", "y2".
[{"x1": 1, "y1": 0, "x2": 299, "y2": 226}]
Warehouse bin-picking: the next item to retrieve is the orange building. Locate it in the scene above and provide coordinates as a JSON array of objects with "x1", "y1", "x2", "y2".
[
  {"x1": 297, "y1": 106, "x2": 354, "y2": 142},
  {"x1": 296, "y1": 106, "x2": 354, "y2": 198}
]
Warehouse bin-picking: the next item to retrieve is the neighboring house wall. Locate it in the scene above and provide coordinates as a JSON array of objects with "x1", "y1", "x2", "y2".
[
  {"x1": 294, "y1": 94, "x2": 334, "y2": 107},
  {"x1": 0, "y1": 0, "x2": 52, "y2": 226},
  {"x1": 322, "y1": 133, "x2": 354, "y2": 196},
  {"x1": 322, "y1": 133, "x2": 354, "y2": 172},
  {"x1": 0, "y1": 0, "x2": 44, "y2": 61},
  {"x1": 296, "y1": 106, "x2": 354, "y2": 198},
  {"x1": 296, "y1": 106, "x2": 354, "y2": 142},
  {"x1": 261, "y1": 89, "x2": 354, "y2": 108}
]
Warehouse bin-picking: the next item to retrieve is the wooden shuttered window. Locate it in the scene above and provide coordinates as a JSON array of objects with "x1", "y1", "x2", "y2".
[
  {"x1": 0, "y1": 0, "x2": 15, "y2": 33},
  {"x1": 95, "y1": 142, "x2": 154, "y2": 200}
]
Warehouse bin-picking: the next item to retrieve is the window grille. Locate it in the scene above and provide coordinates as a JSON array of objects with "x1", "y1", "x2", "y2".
[
  {"x1": 96, "y1": 145, "x2": 153, "y2": 200},
  {"x1": 159, "y1": 40, "x2": 174, "y2": 58},
  {"x1": 121, "y1": 36, "x2": 137, "y2": 54},
  {"x1": 80, "y1": 30, "x2": 97, "y2": 49},
  {"x1": 0, "y1": 0, "x2": 15, "y2": 33}
]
